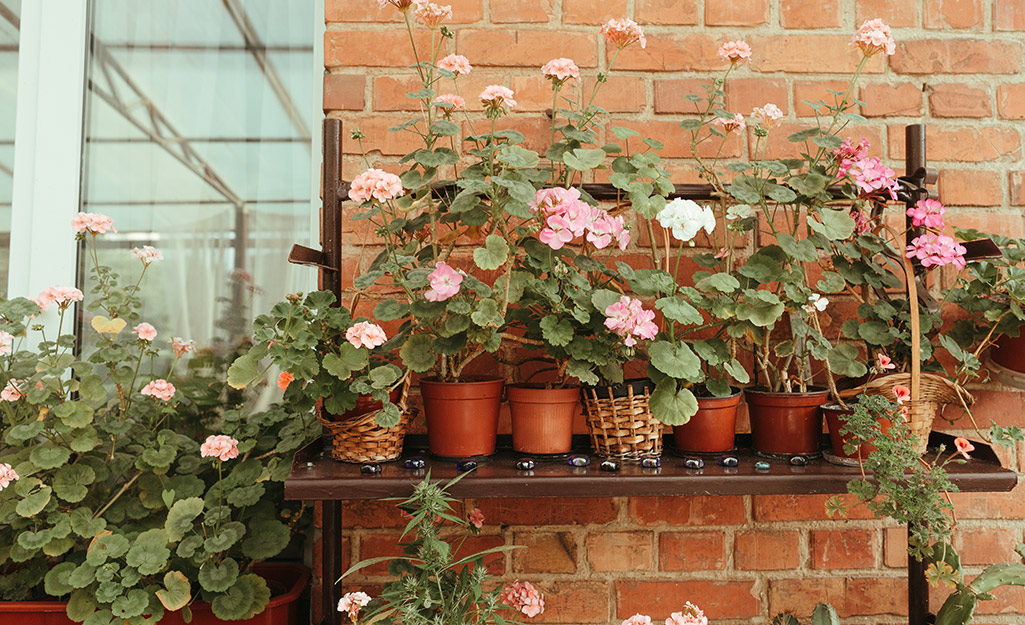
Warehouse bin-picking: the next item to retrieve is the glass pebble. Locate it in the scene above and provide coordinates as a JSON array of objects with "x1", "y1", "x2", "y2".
[
  {"x1": 599, "y1": 460, "x2": 620, "y2": 472},
  {"x1": 515, "y1": 458, "x2": 535, "y2": 471},
  {"x1": 456, "y1": 460, "x2": 478, "y2": 472},
  {"x1": 684, "y1": 457, "x2": 705, "y2": 470},
  {"x1": 789, "y1": 455, "x2": 809, "y2": 466},
  {"x1": 568, "y1": 455, "x2": 590, "y2": 467},
  {"x1": 404, "y1": 457, "x2": 426, "y2": 470},
  {"x1": 360, "y1": 464, "x2": 381, "y2": 475},
  {"x1": 754, "y1": 461, "x2": 771, "y2": 471},
  {"x1": 640, "y1": 456, "x2": 662, "y2": 468},
  {"x1": 718, "y1": 456, "x2": 739, "y2": 468}
]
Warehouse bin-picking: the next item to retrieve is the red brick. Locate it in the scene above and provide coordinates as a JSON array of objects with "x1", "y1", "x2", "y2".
[
  {"x1": 937, "y1": 170, "x2": 1002, "y2": 207},
  {"x1": 325, "y1": 30, "x2": 434, "y2": 68},
  {"x1": 342, "y1": 500, "x2": 414, "y2": 528},
  {"x1": 585, "y1": 76, "x2": 646, "y2": 113},
  {"x1": 729, "y1": 78, "x2": 789, "y2": 117},
  {"x1": 616, "y1": 580, "x2": 761, "y2": 619},
  {"x1": 605, "y1": 121, "x2": 744, "y2": 159},
  {"x1": 891, "y1": 40, "x2": 1023, "y2": 75},
  {"x1": 326, "y1": 0, "x2": 482, "y2": 23},
  {"x1": 754, "y1": 493, "x2": 877, "y2": 521},
  {"x1": 769, "y1": 577, "x2": 908, "y2": 617},
  {"x1": 324, "y1": 74, "x2": 365, "y2": 111},
  {"x1": 458, "y1": 30, "x2": 598, "y2": 68},
  {"x1": 705, "y1": 0, "x2": 769, "y2": 25},
  {"x1": 532, "y1": 582, "x2": 610, "y2": 624},
  {"x1": 654, "y1": 79, "x2": 712, "y2": 115},
  {"x1": 997, "y1": 84, "x2": 1025, "y2": 120},
  {"x1": 844, "y1": 577, "x2": 909, "y2": 616},
  {"x1": 750, "y1": 35, "x2": 886, "y2": 74},
  {"x1": 735, "y1": 530, "x2": 802, "y2": 570},
  {"x1": 635, "y1": 0, "x2": 700, "y2": 25},
  {"x1": 1013, "y1": 171, "x2": 1025, "y2": 206},
  {"x1": 585, "y1": 531, "x2": 654, "y2": 572},
  {"x1": 860, "y1": 82, "x2": 924, "y2": 117},
  {"x1": 855, "y1": 0, "x2": 919, "y2": 27},
  {"x1": 887, "y1": 125, "x2": 1021, "y2": 162},
  {"x1": 923, "y1": 0, "x2": 984, "y2": 29},
  {"x1": 994, "y1": 0, "x2": 1025, "y2": 30},
  {"x1": 658, "y1": 531, "x2": 727, "y2": 571},
  {"x1": 628, "y1": 496, "x2": 746, "y2": 526},
  {"x1": 474, "y1": 497, "x2": 619, "y2": 526},
  {"x1": 929, "y1": 83, "x2": 991, "y2": 118},
  {"x1": 810, "y1": 528, "x2": 878, "y2": 569},
  {"x1": 511, "y1": 75, "x2": 582, "y2": 113},
  {"x1": 513, "y1": 532, "x2": 577, "y2": 573},
  {"x1": 490, "y1": 0, "x2": 555, "y2": 23},
  {"x1": 563, "y1": 0, "x2": 630, "y2": 24},
  {"x1": 884, "y1": 526, "x2": 909, "y2": 568},
  {"x1": 781, "y1": 0, "x2": 841, "y2": 28},
  {"x1": 359, "y1": 533, "x2": 505, "y2": 575},
  {"x1": 757, "y1": 123, "x2": 882, "y2": 161},
  {"x1": 372, "y1": 75, "x2": 424, "y2": 111},
  {"x1": 949, "y1": 485, "x2": 1025, "y2": 520},
  {"x1": 612, "y1": 34, "x2": 723, "y2": 72},
  {"x1": 954, "y1": 527, "x2": 1020, "y2": 566},
  {"x1": 337, "y1": 115, "x2": 426, "y2": 155}
]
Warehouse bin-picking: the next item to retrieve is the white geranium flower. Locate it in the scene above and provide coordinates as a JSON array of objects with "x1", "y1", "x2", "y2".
[
  {"x1": 726, "y1": 204, "x2": 753, "y2": 221},
  {"x1": 656, "y1": 199, "x2": 716, "y2": 245},
  {"x1": 802, "y1": 293, "x2": 829, "y2": 313}
]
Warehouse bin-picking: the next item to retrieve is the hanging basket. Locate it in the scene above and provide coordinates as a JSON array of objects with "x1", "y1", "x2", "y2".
[
  {"x1": 582, "y1": 380, "x2": 663, "y2": 460},
  {"x1": 317, "y1": 381, "x2": 415, "y2": 463}
]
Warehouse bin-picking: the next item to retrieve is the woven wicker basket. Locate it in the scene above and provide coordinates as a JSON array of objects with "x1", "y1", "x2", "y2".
[
  {"x1": 317, "y1": 383, "x2": 415, "y2": 463},
  {"x1": 582, "y1": 383, "x2": 663, "y2": 460}
]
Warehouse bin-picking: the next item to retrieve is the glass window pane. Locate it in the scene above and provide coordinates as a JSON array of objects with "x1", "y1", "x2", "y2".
[
  {"x1": 0, "y1": 0, "x2": 20, "y2": 296},
  {"x1": 80, "y1": 0, "x2": 315, "y2": 346}
]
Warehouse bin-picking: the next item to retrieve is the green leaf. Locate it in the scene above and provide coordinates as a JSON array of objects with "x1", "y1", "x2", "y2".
[
  {"x1": 211, "y1": 574, "x2": 271, "y2": 622},
  {"x1": 473, "y1": 235, "x2": 510, "y2": 271},
  {"x1": 591, "y1": 289, "x2": 622, "y2": 313},
  {"x1": 44, "y1": 562, "x2": 77, "y2": 597},
  {"x1": 17, "y1": 528, "x2": 52, "y2": 551},
  {"x1": 808, "y1": 208, "x2": 855, "y2": 241},
  {"x1": 241, "y1": 519, "x2": 292, "y2": 560},
  {"x1": 817, "y1": 271, "x2": 847, "y2": 294},
  {"x1": 400, "y1": 334, "x2": 436, "y2": 373},
  {"x1": 858, "y1": 321, "x2": 893, "y2": 346},
  {"x1": 68, "y1": 589, "x2": 98, "y2": 622},
  {"x1": 227, "y1": 353, "x2": 261, "y2": 390},
  {"x1": 429, "y1": 120, "x2": 460, "y2": 137},
  {"x1": 827, "y1": 344, "x2": 869, "y2": 378},
  {"x1": 563, "y1": 148, "x2": 606, "y2": 171},
  {"x1": 16, "y1": 486, "x2": 52, "y2": 518},
  {"x1": 199, "y1": 557, "x2": 240, "y2": 593},
  {"x1": 812, "y1": 134, "x2": 843, "y2": 150},
  {"x1": 736, "y1": 290, "x2": 785, "y2": 327},
  {"x1": 649, "y1": 341, "x2": 702, "y2": 380},
  {"x1": 54, "y1": 465, "x2": 96, "y2": 504},
  {"x1": 723, "y1": 359, "x2": 750, "y2": 384},
  {"x1": 6, "y1": 420, "x2": 44, "y2": 444},
  {"x1": 788, "y1": 128, "x2": 819, "y2": 143},
  {"x1": 649, "y1": 379, "x2": 699, "y2": 426},
  {"x1": 111, "y1": 589, "x2": 149, "y2": 619},
  {"x1": 87, "y1": 532, "x2": 130, "y2": 566},
  {"x1": 696, "y1": 272, "x2": 740, "y2": 294},
  {"x1": 156, "y1": 571, "x2": 192, "y2": 612},
  {"x1": 611, "y1": 126, "x2": 640, "y2": 140},
  {"x1": 125, "y1": 540, "x2": 171, "y2": 576},
  {"x1": 165, "y1": 497, "x2": 204, "y2": 542},
  {"x1": 30, "y1": 444, "x2": 71, "y2": 470},
  {"x1": 323, "y1": 343, "x2": 370, "y2": 381},
  {"x1": 656, "y1": 297, "x2": 703, "y2": 325},
  {"x1": 777, "y1": 234, "x2": 818, "y2": 263},
  {"x1": 71, "y1": 508, "x2": 106, "y2": 538},
  {"x1": 497, "y1": 145, "x2": 540, "y2": 169},
  {"x1": 68, "y1": 562, "x2": 97, "y2": 589},
  {"x1": 374, "y1": 299, "x2": 409, "y2": 321},
  {"x1": 470, "y1": 298, "x2": 503, "y2": 328},
  {"x1": 540, "y1": 317, "x2": 573, "y2": 347}
]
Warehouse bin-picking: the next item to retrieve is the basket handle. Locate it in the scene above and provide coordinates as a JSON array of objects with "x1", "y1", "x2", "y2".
[{"x1": 900, "y1": 255, "x2": 922, "y2": 403}]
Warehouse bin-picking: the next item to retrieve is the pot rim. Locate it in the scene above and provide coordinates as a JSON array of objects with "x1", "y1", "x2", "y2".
[
  {"x1": 420, "y1": 376, "x2": 505, "y2": 386},
  {"x1": 744, "y1": 385, "x2": 830, "y2": 397},
  {"x1": 508, "y1": 382, "x2": 582, "y2": 391},
  {"x1": 695, "y1": 386, "x2": 743, "y2": 400}
]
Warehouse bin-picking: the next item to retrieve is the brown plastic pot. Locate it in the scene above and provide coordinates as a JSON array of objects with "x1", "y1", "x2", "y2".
[
  {"x1": 745, "y1": 387, "x2": 829, "y2": 455},
  {"x1": 672, "y1": 389, "x2": 742, "y2": 453},
  {"x1": 420, "y1": 377, "x2": 504, "y2": 458},
  {"x1": 991, "y1": 333, "x2": 1025, "y2": 373},
  {"x1": 508, "y1": 384, "x2": 580, "y2": 455},
  {"x1": 823, "y1": 403, "x2": 891, "y2": 460}
]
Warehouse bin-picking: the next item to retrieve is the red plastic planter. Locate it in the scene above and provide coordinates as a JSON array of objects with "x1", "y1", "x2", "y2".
[{"x1": 0, "y1": 563, "x2": 310, "y2": 625}]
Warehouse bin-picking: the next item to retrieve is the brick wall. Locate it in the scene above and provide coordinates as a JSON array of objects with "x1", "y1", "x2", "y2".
[{"x1": 325, "y1": 1, "x2": 1025, "y2": 622}]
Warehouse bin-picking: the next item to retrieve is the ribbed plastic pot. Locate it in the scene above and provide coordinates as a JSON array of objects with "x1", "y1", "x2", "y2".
[
  {"x1": 672, "y1": 389, "x2": 742, "y2": 453},
  {"x1": 745, "y1": 387, "x2": 829, "y2": 455},
  {"x1": 508, "y1": 384, "x2": 580, "y2": 455},
  {"x1": 420, "y1": 377, "x2": 504, "y2": 458},
  {"x1": 823, "y1": 402, "x2": 891, "y2": 460}
]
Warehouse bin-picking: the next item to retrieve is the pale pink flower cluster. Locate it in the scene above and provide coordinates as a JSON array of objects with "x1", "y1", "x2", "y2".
[
  {"x1": 133, "y1": 322, "x2": 157, "y2": 342},
  {"x1": 907, "y1": 198, "x2": 946, "y2": 229},
  {"x1": 666, "y1": 603, "x2": 707, "y2": 625},
  {"x1": 852, "y1": 18, "x2": 896, "y2": 57},
  {"x1": 437, "y1": 54, "x2": 472, "y2": 76},
  {"x1": 906, "y1": 233, "x2": 967, "y2": 270},
  {"x1": 0, "y1": 330, "x2": 12, "y2": 356},
  {"x1": 717, "y1": 40, "x2": 752, "y2": 64},
  {"x1": 479, "y1": 85, "x2": 517, "y2": 110},
  {"x1": 0, "y1": 463, "x2": 18, "y2": 490},
  {"x1": 500, "y1": 581, "x2": 545, "y2": 618},
  {"x1": 623, "y1": 616, "x2": 652, "y2": 625},
  {"x1": 141, "y1": 379, "x2": 176, "y2": 401},
  {"x1": 832, "y1": 137, "x2": 871, "y2": 178},
  {"x1": 71, "y1": 212, "x2": 117, "y2": 235},
  {"x1": 532, "y1": 188, "x2": 630, "y2": 251},
  {"x1": 604, "y1": 296, "x2": 658, "y2": 347},
  {"x1": 200, "y1": 434, "x2": 240, "y2": 462},
  {"x1": 1, "y1": 380, "x2": 23, "y2": 402},
  {"x1": 425, "y1": 261, "x2": 464, "y2": 301},
  {"x1": 469, "y1": 507, "x2": 485, "y2": 529},
  {"x1": 346, "y1": 321, "x2": 388, "y2": 349},
  {"x1": 171, "y1": 337, "x2": 196, "y2": 357},
  {"x1": 433, "y1": 94, "x2": 466, "y2": 112},
  {"x1": 349, "y1": 169, "x2": 404, "y2": 203},
  {"x1": 714, "y1": 113, "x2": 745, "y2": 136},
  {"x1": 847, "y1": 157, "x2": 899, "y2": 201},
  {"x1": 338, "y1": 591, "x2": 372, "y2": 622},
  {"x1": 132, "y1": 246, "x2": 163, "y2": 266},
  {"x1": 601, "y1": 18, "x2": 646, "y2": 49},
  {"x1": 541, "y1": 58, "x2": 580, "y2": 83},
  {"x1": 377, "y1": 0, "x2": 425, "y2": 11},
  {"x1": 36, "y1": 286, "x2": 85, "y2": 311},
  {"x1": 751, "y1": 103, "x2": 784, "y2": 129},
  {"x1": 415, "y1": 2, "x2": 451, "y2": 28}
]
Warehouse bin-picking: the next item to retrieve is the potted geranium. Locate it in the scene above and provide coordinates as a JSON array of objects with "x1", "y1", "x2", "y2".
[{"x1": 0, "y1": 216, "x2": 317, "y2": 624}]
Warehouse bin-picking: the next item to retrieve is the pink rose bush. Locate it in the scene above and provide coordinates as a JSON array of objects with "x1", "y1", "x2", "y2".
[{"x1": 200, "y1": 434, "x2": 240, "y2": 462}]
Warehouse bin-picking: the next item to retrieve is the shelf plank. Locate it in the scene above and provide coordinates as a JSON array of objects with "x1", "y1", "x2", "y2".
[{"x1": 284, "y1": 433, "x2": 1018, "y2": 501}]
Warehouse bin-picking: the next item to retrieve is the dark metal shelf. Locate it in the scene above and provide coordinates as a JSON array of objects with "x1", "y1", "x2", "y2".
[{"x1": 284, "y1": 432, "x2": 1017, "y2": 501}]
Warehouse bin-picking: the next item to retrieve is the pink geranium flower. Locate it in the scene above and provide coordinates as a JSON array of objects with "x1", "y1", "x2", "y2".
[
  {"x1": 892, "y1": 384, "x2": 911, "y2": 405},
  {"x1": 346, "y1": 321, "x2": 388, "y2": 349},
  {"x1": 906, "y1": 233, "x2": 967, "y2": 270},
  {"x1": 752, "y1": 104, "x2": 784, "y2": 129},
  {"x1": 415, "y1": 2, "x2": 451, "y2": 28},
  {"x1": 170, "y1": 337, "x2": 196, "y2": 357},
  {"x1": 71, "y1": 212, "x2": 117, "y2": 235},
  {"x1": 714, "y1": 113, "x2": 746, "y2": 135},
  {"x1": 479, "y1": 85, "x2": 517, "y2": 110},
  {"x1": 877, "y1": 353, "x2": 895, "y2": 370},
  {"x1": 425, "y1": 261, "x2": 464, "y2": 301},
  {"x1": 587, "y1": 212, "x2": 631, "y2": 251},
  {"x1": 469, "y1": 507, "x2": 485, "y2": 529},
  {"x1": 433, "y1": 94, "x2": 466, "y2": 112},
  {"x1": 623, "y1": 616, "x2": 652, "y2": 625},
  {"x1": 601, "y1": 18, "x2": 646, "y2": 49},
  {"x1": 666, "y1": 603, "x2": 707, "y2": 625},
  {"x1": 1, "y1": 380, "x2": 23, "y2": 402},
  {"x1": 377, "y1": 0, "x2": 426, "y2": 11},
  {"x1": 277, "y1": 371, "x2": 295, "y2": 391},
  {"x1": 0, "y1": 331, "x2": 12, "y2": 356},
  {"x1": 541, "y1": 58, "x2": 580, "y2": 83},
  {"x1": 717, "y1": 40, "x2": 751, "y2": 64},
  {"x1": 132, "y1": 246, "x2": 163, "y2": 266},
  {"x1": 852, "y1": 18, "x2": 896, "y2": 57},
  {"x1": 604, "y1": 296, "x2": 658, "y2": 347},
  {"x1": 907, "y1": 198, "x2": 946, "y2": 229},
  {"x1": 349, "y1": 169, "x2": 404, "y2": 203},
  {"x1": 539, "y1": 216, "x2": 576, "y2": 250},
  {"x1": 37, "y1": 286, "x2": 84, "y2": 310},
  {"x1": 437, "y1": 54, "x2": 472, "y2": 76},
  {"x1": 847, "y1": 157, "x2": 899, "y2": 201},
  {"x1": 338, "y1": 591, "x2": 372, "y2": 622},
  {"x1": 833, "y1": 137, "x2": 871, "y2": 177},
  {"x1": 530, "y1": 187, "x2": 582, "y2": 216},
  {"x1": 141, "y1": 379, "x2": 176, "y2": 402},
  {"x1": 954, "y1": 437, "x2": 975, "y2": 460},
  {"x1": 133, "y1": 322, "x2": 157, "y2": 342},
  {"x1": 0, "y1": 463, "x2": 18, "y2": 490},
  {"x1": 500, "y1": 581, "x2": 545, "y2": 618},
  {"x1": 200, "y1": 434, "x2": 240, "y2": 462}
]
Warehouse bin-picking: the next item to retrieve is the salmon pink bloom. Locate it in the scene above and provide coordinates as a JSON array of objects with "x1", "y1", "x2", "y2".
[
  {"x1": 348, "y1": 169, "x2": 404, "y2": 203},
  {"x1": 752, "y1": 103, "x2": 784, "y2": 129},
  {"x1": 666, "y1": 603, "x2": 707, "y2": 625},
  {"x1": 714, "y1": 113, "x2": 745, "y2": 135},
  {"x1": 133, "y1": 322, "x2": 157, "y2": 342},
  {"x1": 847, "y1": 157, "x2": 899, "y2": 201},
  {"x1": 717, "y1": 40, "x2": 751, "y2": 64},
  {"x1": 954, "y1": 437, "x2": 975, "y2": 459},
  {"x1": 877, "y1": 353, "x2": 895, "y2": 370},
  {"x1": 437, "y1": 54, "x2": 472, "y2": 76},
  {"x1": 141, "y1": 379, "x2": 176, "y2": 402},
  {"x1": 338, "y1": 591, "x2": 372, "y2": 621},
  {"x1": 892, "y1": 384, "x2": 911, "y2": 405},
  {"x1": 623, "y1": 616, "x2": 652, "y2": 625},
  {"x1": 72, "y1": 212, "x2": 117, "y2": 234},
  {"x1": 469, "y1": 507, "x2": 485, "y2": 529},
  {"x1": 0, "y1": 463, "x2": 18, "y2": 490},
  {"x1": 346, "y1": 321, "x2": 388, "y2": 349},
  {"x1": 541, "y1": 58, "x2": 580, "y2": 83},
  {"x1": 415, "y1": 2, "x2": 451, "y2": 28},
  {"x1": 37, "y1": 286, "x2": 84, "y2": 310},
  {"x1": 907, "y1": 199, "x2": 947, "y2": 229},
  {"x1": 906, "y1": 233, "x2": 967, "y2": 270},
  {"x1": 0, "y1": 331, "x2": 12, "y2": 356},
  {"x1": 377, "y1": 0, "x2": 425, "y2": 11},
  {"x1": 200, "y1": 434, "x2": 239, "y2": 462},
  {"x1": 132, "y1": 245, "x2": 163, "y2": 266},
  {"x1": 1, "y1": 380, "x2": 23, "y2": 402},
  {"x1": 425, "y1": 261, "x2": 464, "y2": 301},
  {"x1": 433, "y1": 94, "x2": 466, "y2": 112},
  {"x1": 601, "y1": 18, "x2": 646, "y2": 49},
  {"x1": 500, "y1": 581, "x2": 545, "y2": 618},
  {"x1": 170, "y1": 337, "x2": 196, "y2": 357},
  {"x1": 479, "y1": 85, "x2": 517, "y2": 111},
  {"x1": 852, "y1": 18, "x2": 896, "y2": 57},
  {"x1": 277, "y1": 371, "x2": 295, "y2": 391}
]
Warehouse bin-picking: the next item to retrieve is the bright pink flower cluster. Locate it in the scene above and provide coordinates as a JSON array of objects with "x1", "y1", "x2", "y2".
[
  {"x1": 907, "y1": 198, "x2": 946, "y2": 229},
  {"x1": 906, "y1": 233, "x2": 967, "y2": 270},
  {"x1": 415, "y1": 2, "x2": 451, "y2": 28},
  {"x1": 141, "y1": 379, "x2": 176, "y2": 402},
  {"x1": 532, "y1": 188, "x2": 629, "y2": 251},
  {"x1": 500, "y1": 581, "x2": 545, "y2": 618},
  {"x1": 479, "y1": 85, "x2": 517, "y2": 110},
  {"x1": 714, "y1": 113, "x2": 745, "y2": 135},
  {"x1": 348, "y1": 169, "x2": 404, "y2": 203},
  {"x1": 751, "y1": 103, "x2": 783, "y2": 129},
  {"x1": 0, "y1": 463, "x2": 18, "y2": 490},
  {"x1": 852, "y1": 18, "x2": 896, "y2": 57},
  {"x1": 338, "y1": 591, "x2": 372, "y2": 622},
  {"x1": 36, "y1": 286, "x2": 85, "y2": 311},
  {"x1": 132, "y1": 245, "x2": 163, "y2": 266},
  {"x1": 1, "y1": 380, "x2": 23, "y2": 402},
  {"x1": 433, "y1": 94, "x2": 466, "y2": 112},
  {"x1": 0, "y1": 330, "x2": 12, "y2": 356},
  {"x1": 346, "y1": 321, "x2": 388, "y2": 349},
  {"x1": 604, "y1": 296, "x2": 658, "y2": 347},
  {"x1": 600, "y1": 18, "x2": 646, "y2": 49},
  {"x1": 468, "y1": 507, "x2": 485, "y2": 529},
  {"x1": 437, "y1": 54, "x2": 472, "y2": 76},
  {"x1": 541, "y1": 58, "x2": 580, "y2": 83},
  {"x1": 170, "y1": 337, "x2": 196, "y2": 357},
  {"x1": 425, "y1": 261, "x2": 464, "y2": 301},
  {"x1": 847, "y1": 157, "x2": 899, "y2": 201},
  {"x1": 833, "y1": 137, "x2": 871, "y2": 177},
  {"x1": 666, "y1": 603, "x2": 708, "y2": 625},
  {"x1": 200, "y1": 434, "x2": 240, "y2": 462},
  {"x1": 72, "y1": 212, "x2": 117, "y2": 234},
  {"x1": 133, "y1": 322, "x2": 157, "y2": 342},
  {"x1": 717, "y1": 40, "x2": 751, "y2": 64}
]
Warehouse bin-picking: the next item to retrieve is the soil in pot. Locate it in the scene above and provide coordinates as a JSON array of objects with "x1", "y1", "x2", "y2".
[
  {"x1": 508, "y1": 384, "x2": 580, "y2": 455},
  {"x1": 745, "y1": 387, "x2": 829, "y2": 456},
  {"x1": 823, "y1": 402, "x2": 891, "y2": 461},
  {"x1": 420, "y1": 377, "x2": 504, "y2": 459},
  {"x1": 672, "y1": 388, "x2": 742, "y2": 454}
]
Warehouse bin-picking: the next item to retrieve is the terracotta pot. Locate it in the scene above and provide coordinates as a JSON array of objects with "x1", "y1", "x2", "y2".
[
  {"x1": 0, "y1": 563, "x2": 310, "y2": 625},
  {"x1": 508, "y1": 384, "x2": 580, "y2": 455},
  {"x1": 329, "y1": 387, "x2": 403, "y2": 422},
  {"x1": 420, "y1": 377, "x2": 504, "y2": 458},
  {"x1": 745, "y1": 387, "x2": 829, "y2": 455},
  {"x1": 672, "y1": 389, "x2": 742, "y2": 453},
  {"x1": 823, "y1": 403, "x2": 891, "y2": 460}
]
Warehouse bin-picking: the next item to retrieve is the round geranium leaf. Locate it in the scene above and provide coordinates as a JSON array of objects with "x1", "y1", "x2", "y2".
[
  {"x1": 17, "y1": 528, "x2": 52, "y2": 552},
  {"x1": 111, "y1": 589, "x2": 149, "y2": 619},
  {"x1": 125, "y1": 541, "x2": 170, "y2": 576},
  {"x1": 68, "y1": 562, "x2": 97, "y2": 589},
  {"x1": 241, "y1": 519, "x2": 291, "y2": 560},
  {"x1": 198, "y1": 557, "x2": 239, "y2": 593},
  {"x1": 54, "y1": 464, "x2": 96, "y2": 503},
  {"x1": 16, "y1": 486, "x2": 53, "y2": 518},
  {"x1": 87, "y1": 532, "x2": 130, "y2": 566},
  {"x1": 30, "y1": 444, "x2": 71, "y2": 470},
  {"x1": 67, "y1": 589, "x2": 98, "y2": 622},
  {"x1": 155, "y1": 571, "x2": 191, "y2": 612},
  {"x1": 44, "y1": 561, "x2": 77, "y2": 597},
  {"x1": 204, "y1": 522, "x2": 245, "y2": 553},
  {"x1": 164, "y1": 497, "x2": 204, "y2": 542}
]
